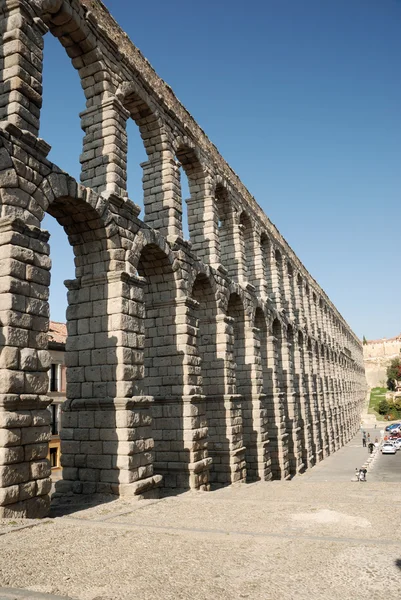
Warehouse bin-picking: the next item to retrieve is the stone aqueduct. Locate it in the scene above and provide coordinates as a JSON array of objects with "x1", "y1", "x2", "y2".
[{"x1": 0, "y1": 0, "x2": 366, "y2": 517}]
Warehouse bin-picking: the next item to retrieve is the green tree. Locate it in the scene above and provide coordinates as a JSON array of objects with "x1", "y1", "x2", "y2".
[
  {"x1": 393, "y1": 396, "x2": 401, "y2": 412},
  {"x1": 378, "y1": 399, "x2": 390, "y2": 415},
  {"x1": 386, "y1": 357, "x2": 401, "y2": 382}
]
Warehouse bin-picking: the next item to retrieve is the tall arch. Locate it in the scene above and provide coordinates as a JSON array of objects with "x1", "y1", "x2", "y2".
[
  {"x1": 175, "y1": 144, "x2": 206, "y2": 250},
  {"x1": 239, "y1": 211, "x2": 254, "y2": 283},
  {"x1": 190, "y1": 274, "x2": 227, "y2": 486},
  {"x1": 266, "y1": 318, "x2": 289, "y2": 479},
  {"x1": 215, "y1": 183, "x2": 235, "y2": 272},
  {"x1": 136, "y1": 242, "x2": 187, "y2": 490}
]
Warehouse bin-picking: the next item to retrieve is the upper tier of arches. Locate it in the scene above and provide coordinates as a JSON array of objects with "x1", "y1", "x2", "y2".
[{"x1": 0, "y1": 0, "x2": 362, "y2": 363}]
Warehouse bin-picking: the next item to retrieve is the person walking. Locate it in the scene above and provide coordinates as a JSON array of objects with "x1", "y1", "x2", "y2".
[
  {"x1": 367, "y1": 432, "x2": 370, "y2": 442},
  {"x1": 362, "y1": 431, "x2": 367, "y2": 447},
  {"x1": 368, "y1": 442, "x2": 375, "y2": 454}
]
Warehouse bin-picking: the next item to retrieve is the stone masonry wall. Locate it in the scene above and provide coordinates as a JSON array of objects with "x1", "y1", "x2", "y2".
[
  {"x1": 0, "y1": 0, "x2": 366, "y2": 517},
  {"x1": 363, "y1": 335, "x2": 401, "y2": 388}
]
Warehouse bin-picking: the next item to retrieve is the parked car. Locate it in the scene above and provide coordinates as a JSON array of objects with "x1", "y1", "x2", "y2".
[
  {"x1": 385, "y1": 423, "x2": 400, "y2": 432},
  {"x1": 393, "y1": 439, "x2": 401, "y2": 451},
  {"x1": 382, "y1": 443, "x2": 397, "y2": 455}
]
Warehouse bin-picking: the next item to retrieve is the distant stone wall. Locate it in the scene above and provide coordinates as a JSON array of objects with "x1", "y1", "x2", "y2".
[{"x1": 363, "y1": 336, "x2": 401, "y2": 388}]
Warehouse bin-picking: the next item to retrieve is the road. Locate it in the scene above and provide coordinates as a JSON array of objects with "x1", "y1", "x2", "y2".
[{"x1": 369, "y1": 444, "x2": 401, "y2": 482}]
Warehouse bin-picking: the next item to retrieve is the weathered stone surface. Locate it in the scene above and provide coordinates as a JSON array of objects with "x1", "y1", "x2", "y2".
[{"x1": 0, "y1": 0, "x2": 366, "y2": 518}]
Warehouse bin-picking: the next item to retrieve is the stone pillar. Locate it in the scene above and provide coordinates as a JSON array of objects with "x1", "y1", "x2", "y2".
[
  {"x1": 186, "y1": 173, "x2": 219, "y2": 265},
  {"x1": 328, "y1": 350, "x2": 340, "y2": 451},
  {"x1": 80, "y1": 98, "x2": 130, "y2": 198},
  {"x1": 315, "y1": 344, "x2": 329, "y2": 458},
  {"x1": 282, "y1": 263, "x2": 296, "y2": 321},
  {"x1": 244, "y1": 324, "x2": 271, "y2": 482},
  {"x1": 310, "y1": 342, "x2": 323, "y2": 463},
  {"x1": 282, "y1": 329, "x2": 302, "y2": 475},
  {"x1": 142, "y1": 153, "x2": 183, "y2": 240},
  {"x1": 294, "y1": 275, "x2": 305, "y2": 328},
  {"x1": 265, "y1": 332, "x2": 289, "y2": 478},
  {"x1": 270, "y1": 248, "x2": 284, "y2": 312},
  {"x1": 57, "y1": 272, "x2": 161, "y2": 500},
  {"x1": 175, "y1": 296, "x2": 210, "y2": 490},
  {"x1": 231, "y1": 215, "x2": 247, "y2": 284},
  {"x1": 294, "y1": 334, "x2": 313, "y2": 469},
  {"x1": 0, "y1": 0, "x2": 45, "y2": 136},
  {"x1": 0, "y1": 217, "x2": 52, "y2": 517},
  {"x1": 218, "y1": 314, "x2": 246, "y2": 485},
  {"x1": 303, "y1": 284, "x2": 312, "y2": 332},
  {"x1": 253, "y1": 234, "x2": 269, "y2": 299}
]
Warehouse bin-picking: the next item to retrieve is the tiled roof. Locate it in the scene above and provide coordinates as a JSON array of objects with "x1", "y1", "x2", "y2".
[{"x1": 48, "y1": 321, "x2": 67, "y2": 346}]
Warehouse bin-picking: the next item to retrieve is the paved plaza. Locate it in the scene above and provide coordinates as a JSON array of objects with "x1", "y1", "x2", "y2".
[{"x1": 0, "y1": 430, "x2": 400, "y2": 600}]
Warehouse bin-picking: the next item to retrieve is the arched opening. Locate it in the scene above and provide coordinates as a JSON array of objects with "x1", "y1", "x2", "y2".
[
  {"x1": 259, "y1": 233, "x2": 272, "y2": 298},
  {"x1": 286, "y1": 261, "x2": 295, "y2": 317},
  {"x1": 304, "y1": 284, "x2": 311, "y2": 328},
  {"x1": 136, "y1": 244, "x2": 186, "y2": 491},
  {"x1": 43, "y1": 212, "x2": 74, "y2": 486},
  {"x1": 126, "y1": 118, "x2": 147, "y2": 216},
  {"x1": 41, "y1": 31, "x2": 83, "y2": 180},
  {"x1": 215, "y1": 185, "x2": 234, "y2": 273},
  {"x1": 191, "y1": 274, "x2": 228, "y2": 487},
  {"x1": 292, "y1": 329, "x2": 307, "y2": 472},
  {"x1": 254, "y1": 307, "x2": 270, "y2": 481},
  {"x1": 121, "y1": 89, "x2": 165, "y2": 221},
  {"x1": 273, "y1": 249, "x2": 284, "y2": 309},
  {"x1": 312, "y1": 292, "x2": 318, "y2": 335},
  {"x1": 226, "y1": 293, "x2": 248, "y2": 479},
  {"x1": 176, "y1": 146, "x2": 205, "y2": 246},
  {"x1": 239, "y1": 211, "x2": 254, "y2": 282},
  {"x1": 268, "y1": 318, "x2": 288, "y2": 479},
  {"x1": 284, "y1": 324, "x2": 298, "y2": 475},
  {"x1": 44, "y1": 191, "x2": 127, "y2": 502}
]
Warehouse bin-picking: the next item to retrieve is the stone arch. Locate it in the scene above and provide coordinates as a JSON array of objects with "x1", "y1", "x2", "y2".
[
  {"x1": 239, "y1": 210, "x2": 254, "y2": 283},
  {"x1": 116, "y1": 81, "x2": 166, "y2": 211},
  {"x1": 33, "y1": 1, "x2": 107, "y2": 103},
  {"x1": 258, "y1": 232, "x2": 272, "y2": 298},
  {"x1": 190, "y1": 272, "x2": 228, "y2": 486},
  {"x1": 128, "y1": 228, "x2": 178, "y2": 278},
  {"x1": 267, "y1": 317, "x2": 289, "y2": 479},
  {"x1": 135, "y1": 240, "x2": 186, "y2": 490},
  {"x1": 174, "y1": 141, "x2": 206, "y2": 248},
  {"x1": 214, "y1": 181, "x2": 234, "y2": 270}
]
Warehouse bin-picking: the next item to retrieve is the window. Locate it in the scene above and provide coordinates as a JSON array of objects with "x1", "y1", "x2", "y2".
[
  {"x1": 50, "y1": 403, "x2": 59, "y2": 435},
  {"x1": 50, "y1": 364, "x2": 60, "y2": 392},
  {"x1": 50, "y1": 447, "x2": 58, "y2": 468}
]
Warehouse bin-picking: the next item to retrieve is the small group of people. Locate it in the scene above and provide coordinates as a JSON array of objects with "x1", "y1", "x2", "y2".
[
  {"x1": 362, "y1": 431, "x2": 379, "y2": 453},
  {"x1": 355, "y1": 468, "x2": 367, "y2": 482}
]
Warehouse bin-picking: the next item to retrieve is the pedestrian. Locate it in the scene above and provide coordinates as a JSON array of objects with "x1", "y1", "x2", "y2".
[
  {"x1": 374, "y1": 423, "x2": 377, "y2": 429},
  {"x1": 368, "y1": 442, "x2": 374, "y2": 454},
  {"x1": 362, "y1": 431, "x2": 367, "y2": 447},
  {"x1": 375, "y1": 437, "x2": 378, "y2": 444},
  {"x1": 367, "y1": 433, "x2": 370, "y2": 441}
]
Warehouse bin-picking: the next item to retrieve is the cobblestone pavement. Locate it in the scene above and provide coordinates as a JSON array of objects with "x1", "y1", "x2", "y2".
[{"x1": 0, "y1": 433, "x2": 400, "y2": 600}]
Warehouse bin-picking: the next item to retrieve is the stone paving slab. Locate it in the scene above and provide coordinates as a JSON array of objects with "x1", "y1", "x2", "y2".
[
  {"x1": 0, "y1": 431, "x2": 400, "y2": 600},
  {"x1": 0, "y1": 589, "x2": 72, "y2": 600}
]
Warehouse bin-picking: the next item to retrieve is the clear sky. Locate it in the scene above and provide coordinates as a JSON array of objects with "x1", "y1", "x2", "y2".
[{"x1": 40, "y1": 0, "x2": 401, "y2": 341}]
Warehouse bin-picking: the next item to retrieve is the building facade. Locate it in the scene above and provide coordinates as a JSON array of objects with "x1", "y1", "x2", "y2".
[
  {"x1": 47, "y1": 321, "x2": 67, "y2": 471},
  {"x1": 0, "y1": 0, "x2": 366, "y2": 518}
]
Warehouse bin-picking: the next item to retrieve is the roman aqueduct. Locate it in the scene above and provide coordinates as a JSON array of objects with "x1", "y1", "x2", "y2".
[{"x1": 0, "y1": 0, "x2": 366, "y2": 517}]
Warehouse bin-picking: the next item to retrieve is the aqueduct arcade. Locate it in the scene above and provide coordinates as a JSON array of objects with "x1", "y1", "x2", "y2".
[{"x1": 0, "y1": 0, "x2": 366, "y2": 517}]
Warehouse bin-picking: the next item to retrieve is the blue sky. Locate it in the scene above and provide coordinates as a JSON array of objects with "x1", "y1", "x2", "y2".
[{"x1": 41, "y1": 0, "x2": 401, "y2": 340}]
